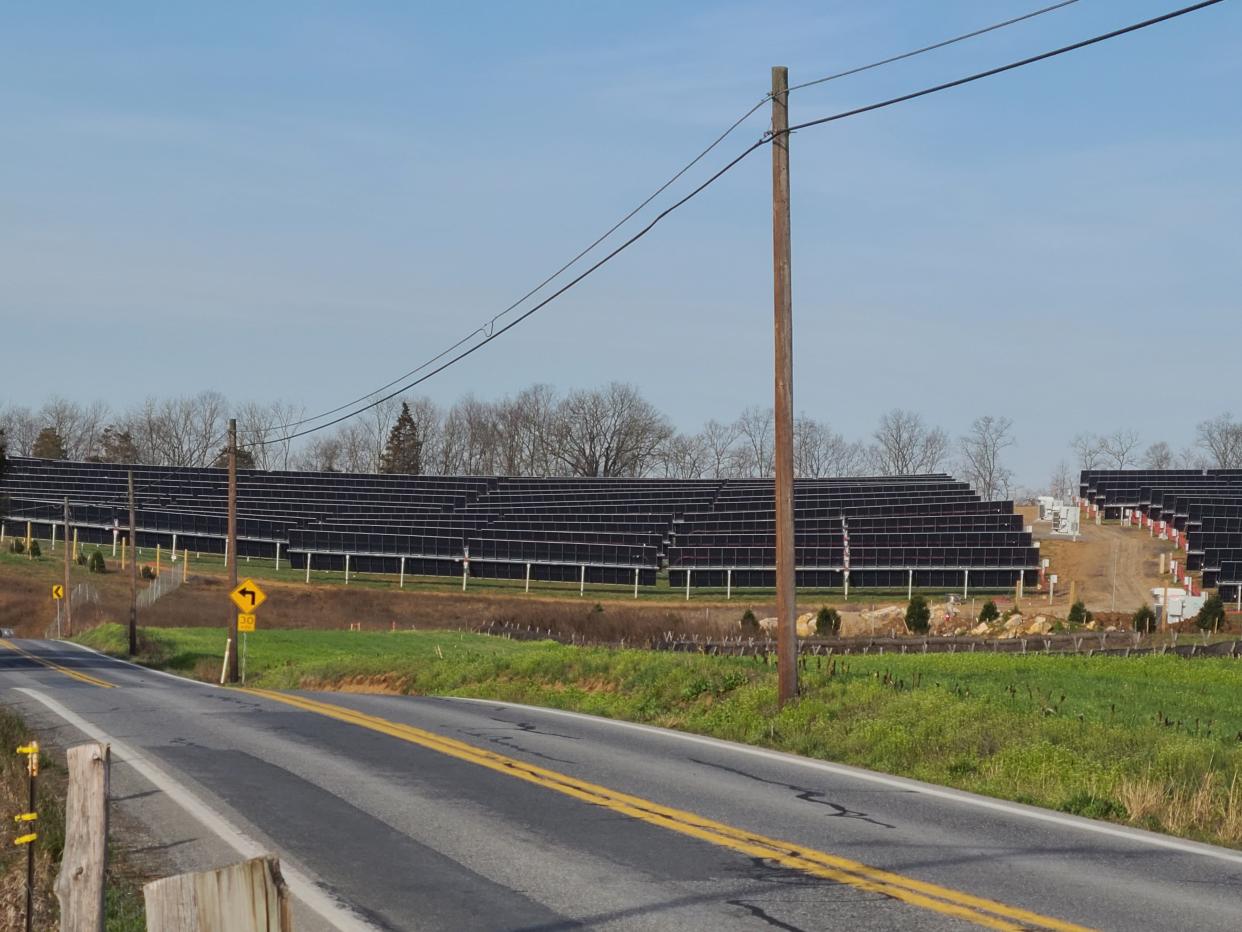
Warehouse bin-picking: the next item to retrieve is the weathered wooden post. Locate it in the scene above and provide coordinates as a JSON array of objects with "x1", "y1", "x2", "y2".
[
  {"x1": 55, "y1": 743, "x2": 110, "y2": 932},
  {"x1": 144, "y1": 856, "x2": 292, "y2": 932}
]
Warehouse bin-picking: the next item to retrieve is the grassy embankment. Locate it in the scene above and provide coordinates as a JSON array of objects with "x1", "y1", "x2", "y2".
[
  {"x1": 80, "y1": 623, "x2": 1242, "y2": 849},
  {"x1": 0, "y1": 707, "x2": 145, "y2": 930}
]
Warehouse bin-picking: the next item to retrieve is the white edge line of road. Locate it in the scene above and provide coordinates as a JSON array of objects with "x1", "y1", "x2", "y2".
[
  {"x1": 14, "y1": 687, "x2": 380, "y2": 932},
  {"x1": 445, "y1": 696, "x2": 1242, "y2": 866}
]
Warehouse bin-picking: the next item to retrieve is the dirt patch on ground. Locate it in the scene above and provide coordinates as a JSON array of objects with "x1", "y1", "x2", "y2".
[{"x1": 1035, "y1": 515, "x2": 1178, "y2": 614}]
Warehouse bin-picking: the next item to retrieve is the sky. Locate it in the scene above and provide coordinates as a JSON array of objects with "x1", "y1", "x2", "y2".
[{"x1": 2, "y1": 1, "x2": 1239, "y2": 488}]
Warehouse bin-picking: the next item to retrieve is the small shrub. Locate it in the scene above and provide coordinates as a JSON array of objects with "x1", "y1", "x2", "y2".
[
  {"x1": 88, "y1": 550, "x2": 107, "y2": 574},
  {"x1": 591, "y1": 603, "x2": 604, "y2": 615},
  {"x1": 141, "y1": 564, "x2": 156, "y2": 580},
  {"x1": 76, "y1": 551, "x2": 88, "y2": 566},
  {"x1": 8, "y1": 539, "x2": 23, "y2": 554},
  {"x1": 740, "y1": 609, "x2": 759, "y2": 633},
  {"x1": 27, "y1": 540, "x2": 41, "y2": 558},
  {"x1": 1133, "y1": 604, "x2": 1157, "y2": 634},
  {"x1": 1194, "y1": 594, "x2": 1226, "y2": 633},
  {"x1": 978, "y1": 600, "x2": 1000, "y2": 623},
  {"x1": 815, "y1": 606, "x2": 840, "y2": 636},
  {"x1": 1060, "y1": 792, "x2": 1126, "y2": 821},
  {"x1": 1068, "y1": 600, "x2": 1087, "y2": 624},
  {"x1": 906, "y1": 595, "x2": 931, "y2": 635}
]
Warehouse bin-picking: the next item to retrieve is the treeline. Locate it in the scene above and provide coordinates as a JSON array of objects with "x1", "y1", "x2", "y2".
[{"x1": 1, "y1": 386, "x2": 1020, "y2": 495}]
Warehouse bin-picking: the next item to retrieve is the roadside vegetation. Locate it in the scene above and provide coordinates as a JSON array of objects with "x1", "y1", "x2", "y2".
[
  {"x1": 80, "y1": 623, "x2": 1242, "y2": 850},
  {"x1": 0, "y1": 707, "x2": 145, "y2": 931}
]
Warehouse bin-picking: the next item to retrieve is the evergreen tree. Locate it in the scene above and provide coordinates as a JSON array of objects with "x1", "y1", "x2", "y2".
[
  {"x1": 380, "y1": 402, "x2": 422, "y2": 475},
  {"x1": 212, "y1": 446, "x2": 257, "y2": 469},
  {"x1": 32, "y1": 427, "x2": 66, "y2": 459},
  {"x1": 99, "y1": 425, "x2": 140, "y2": 464}
]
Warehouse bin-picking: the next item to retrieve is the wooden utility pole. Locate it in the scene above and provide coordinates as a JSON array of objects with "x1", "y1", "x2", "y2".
[
  {"x1": 63, "y1": 498, "x2": 72, "y2": 638},
  {"x1": 771, "y1": 65, "x2": 797, "y2": 706},
  {"x1": 226, "y1": 418, "x2": 240, "y2": 683},
  {"x1": 128, "y1": 471, "x2": 138, "y2": 656}
]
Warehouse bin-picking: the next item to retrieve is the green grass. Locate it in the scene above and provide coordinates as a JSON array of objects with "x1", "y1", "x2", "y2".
[{"x1": 79, "y1": 623, "x2": 1242, "y2": 848}]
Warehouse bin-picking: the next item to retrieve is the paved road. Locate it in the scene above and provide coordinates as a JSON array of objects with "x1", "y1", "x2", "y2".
[{"x1": 1, "y1": 639, "x2": 1239, "y2": 931}]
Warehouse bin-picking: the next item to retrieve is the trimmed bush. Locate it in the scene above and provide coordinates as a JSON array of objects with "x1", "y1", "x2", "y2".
[
  {"x1": 88, "y1": 550, "x2": 107, "y2": 574},
  {"x1": 815, "y1": 606, "x2": 841, "y2": 636},
  {"x1": 1133, "y1": 604, "x2": 1157, "y2": 634},
  {"x1": 8, "y1": 539, "x2": 23, "y2": 554},
  {"x1": 27, "y1": 540, "x2": 41, "y2": 558},
  {"x1": 1068, "y1": 600, "x2": 1088, "y2": 625},
  {"x1": 141, "y1": 564, "x2": 156, "y2": 580},
  {"x1": 978, "y1": 600, "x2": 1000, "y2": 623},
  {"x1": 740, "y1": 609, "x2": 759, "y2": 633},
  {"x1": 906, "y1": 595, "x2": 931, "y2": 635},
  {"x1": 1194, "y1": 593, "x2": 1226, "y2": 633}
]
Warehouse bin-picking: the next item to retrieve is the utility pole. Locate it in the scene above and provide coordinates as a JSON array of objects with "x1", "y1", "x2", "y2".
[
  {"x1": 128, "y1": 470, "x2": 138, "y2": 656},
  {"x1": 771, "y1": 65, "x2": 797, "y2": 706},
  {"x1": 62, "y1": 498, "x2": 72, "y2": 638},
  {"x1": 226, "y1": 418, "x2": 239, "y2": 683}
]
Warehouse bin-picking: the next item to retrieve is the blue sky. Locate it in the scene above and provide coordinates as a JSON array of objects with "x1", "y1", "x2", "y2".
[{"x1": 2, "y1": 1, "x2": 1239, "y2": 486}]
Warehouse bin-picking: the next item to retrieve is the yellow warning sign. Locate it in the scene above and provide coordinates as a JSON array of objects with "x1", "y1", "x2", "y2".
[
  {"x1": 229, "y1": 579, "x2": 267, "y2": 612},
  {"x1": 237, "y1": 613, "x2": 256, "y2": 633},
  {"x1": 51, "y1": 585, "x2": 64, "y2": 601}
]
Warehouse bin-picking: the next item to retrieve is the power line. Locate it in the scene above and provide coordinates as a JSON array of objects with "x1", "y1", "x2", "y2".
[
  {"x1": 252, "y1": 0, "x2": 1223, "y2": 449},
  {"x1": 787, "y1": 0, "x2": 1081, "y2": 93},
  {"x1": 247, "y1": 0, "x2": 1082, "y2": 441},
  {"x1": 784, "y1": 0, "x2": 1225, "y2": 135}
]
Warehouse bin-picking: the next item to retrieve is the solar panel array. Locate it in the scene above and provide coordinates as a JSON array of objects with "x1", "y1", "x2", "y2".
[
  {"x1": 1078, "y1": 468, "x2": 1242, "y2": 600},
  {"x1": 3, "y1": 457, "x2": 1040, "y2": 591}
]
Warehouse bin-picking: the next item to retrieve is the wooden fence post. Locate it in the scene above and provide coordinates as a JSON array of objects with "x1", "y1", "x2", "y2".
[
  {"x1": 55, "y1": 743, "x2": 110, "y2": 932},
  {"x1": 144, "y1": 856, "x2": 292, "y2": 932}
]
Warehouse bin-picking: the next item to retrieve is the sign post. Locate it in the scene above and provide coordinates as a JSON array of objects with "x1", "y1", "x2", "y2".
[{"x1": 229, "y1": 581, "x2": 266, "y2": 686}]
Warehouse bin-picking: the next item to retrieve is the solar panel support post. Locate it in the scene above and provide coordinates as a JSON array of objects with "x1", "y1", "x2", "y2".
[
  {"x1": 345, "y1": 554, "x2": 351, "y2": 585},
  {"x1": 908, "y1": 569, "x2": 913, "y2": 601},
  {"x1": 128, "y1": 470, "x2": 137, "y2": 657},
  {"x1": 580, "y1": 564, "x2": 586, "y2": 597},
  {"x1": 685, "y1": 568, "x2": 691, "y2": 601},
  {"x1": 400, "y1": 556, "x2": 406, "y2": 589},
  {"x1": 771, "y1": 65, "x2": 797, "y2": 707},
  {"x1": 62, "y1": 497, "x2": 72, "y2": 638},
  {"x1": 305, "y1": 553, "x2": 311, "y2": 584},
  {"x1": 963, "y1": 568, "x2": 969, "y2": 600},
  {"x1": 634, "y1": 567, "x2": 639, "y2": 599},
  {"x1": 525, "y1": 563, "x2": 531, "y2": 594},
  {"x1": 226, "y1": 418, "x2": 239, "y2": 683},
  {"x1": 275, "y1": 540, "x2": 280, "y2": 571},
  {"x1": 726, "y1": 569, "x2": 732, "y2": 600}
]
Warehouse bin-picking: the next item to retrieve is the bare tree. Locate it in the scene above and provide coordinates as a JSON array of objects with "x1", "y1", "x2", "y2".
[
  {"x1": 734, "y1": 407, "x2": 774, "y2": 477},
  {"x1": 1176, "y1": 445, "x2": 1211, "y2": 471},
  {"x1": 1070, "y1": 433, "x2": 1106, "y2": 471},
  {"x1": 793, "y1": 416, "x2": 865, "y2": 478},
  {"x1": 655, "y1": 433, "x2": 708, "y2": 479},
  {"x1": 870, "y1": 409, "x2": 949, "y2": 476},
  {"x1": 1142, "y1": 441, "x2": 1174, "y2": 471},
  {"x1": 1196, "y1": 413, "x2": 1242, "y2": 469},
  {"x1": 1049, "y1": 461, "x2": 1075, "y2": 500},
  {"x1": 697, "y1": 419, "x2": 741, "y2": 479},
  {"x1": 237, "y1": 400, "x2": 306, "y2": 472},
  {"x1": 1100, "y1": 428, "x2": 1141, "y2": 469},
  {"x1": 958, "y1": 415, "x2": 1015, "y2": 500},
  {"x1": 547, "y1": 382, "x2": 672, "y2": 477}
]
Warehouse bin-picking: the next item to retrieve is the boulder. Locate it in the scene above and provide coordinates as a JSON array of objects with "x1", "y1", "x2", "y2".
[
  {"x1": 758, "y1": 617, "x2": 778, "y2": 634},
  {"x1": 796, "y1": 612, "x2": 817, "y2": 638},
  {"x1": 969, "y1": 622, "x2": 991, "y2": 637},
  {"x1": 1003, "y1": 614, "x2": 1024, "y2": 631}
]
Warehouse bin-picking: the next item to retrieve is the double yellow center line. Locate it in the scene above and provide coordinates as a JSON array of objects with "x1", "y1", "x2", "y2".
[
  {"x1": 0, "y1": 640, "x2": 115, "y2": 688},
  {"x1": 245, "y1": 688, "x2": 1091, "y2": 932}
]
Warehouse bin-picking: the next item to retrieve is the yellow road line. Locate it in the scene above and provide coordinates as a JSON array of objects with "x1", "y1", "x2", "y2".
[
  {"x1": 244, "y1": 688, "x2": 1093, "y2": 932},
  {"x1": 0, "y1": 640, "x2": 116, "y2": 688}
]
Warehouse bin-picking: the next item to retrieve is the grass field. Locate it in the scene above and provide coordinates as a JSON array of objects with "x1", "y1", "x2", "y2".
[{"x1": 79, "y1": 623, "x2": 1242, "y2": 849}]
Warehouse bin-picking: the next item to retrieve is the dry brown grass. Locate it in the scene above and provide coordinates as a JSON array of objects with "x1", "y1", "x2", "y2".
[{"x1": 1118, "y1": 770, "x2": 1242, "y2": 844}]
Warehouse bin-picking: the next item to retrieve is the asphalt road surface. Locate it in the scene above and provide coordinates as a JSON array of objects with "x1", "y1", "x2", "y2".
[{"x1": 1, "y1": 638, "x2": 1239, "y2": 931}]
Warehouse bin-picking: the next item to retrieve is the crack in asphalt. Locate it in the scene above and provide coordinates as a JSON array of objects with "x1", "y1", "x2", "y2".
[
  {"x1": 489, "y1": 717, "x2": 583, "y2": 740},
  {"x1": 726, "y1": 898, "x2": 809, "y2": 931},
  {"x1": 458, "y1": 729, "x2": 577, "y2": 764},
  {"x1": 691, "y1": 758, "x2": 896, "y2": 829}
]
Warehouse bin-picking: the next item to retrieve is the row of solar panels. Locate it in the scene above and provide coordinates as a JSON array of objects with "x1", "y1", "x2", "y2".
[{"x1": 3, "y1": 458, "x2": 1040, "y2": 588}]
